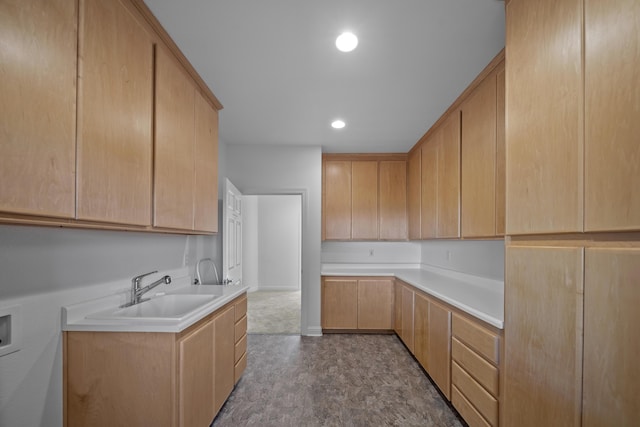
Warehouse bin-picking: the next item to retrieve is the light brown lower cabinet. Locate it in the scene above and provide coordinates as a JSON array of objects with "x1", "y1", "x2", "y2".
[
  {"x1": 64, "y1": 293, "x2": 247, "y2": 427},
  {"x1": 321, "y1": 277, "x2": 394, "y2": 331},
  {"x1": 451, "y1": 314, "x2": 501, "y2": 427},
  {"x1": 404, "y1": 280, "x2": 503, "y2": 427},
  {"x1": 233, "y1": 295, "x2": 248, "y2": 384}
]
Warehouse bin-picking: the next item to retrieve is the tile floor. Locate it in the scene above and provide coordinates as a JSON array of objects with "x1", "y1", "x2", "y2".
[
  {"x1": 212, "y1": 334, "x2": 464, "y2": 427},
  {"x1": 247, "y1": 290, "x2": 301, "y2": 334}
]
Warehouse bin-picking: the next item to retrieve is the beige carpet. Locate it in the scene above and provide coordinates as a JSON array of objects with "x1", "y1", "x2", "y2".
[{"x1": 247, "y1": 290, "x2": 301, "y2": 335}]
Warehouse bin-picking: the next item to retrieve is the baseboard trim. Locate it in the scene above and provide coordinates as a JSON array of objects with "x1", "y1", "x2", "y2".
[
  {"x1": 304, "y1": 326, "x2": 323, "y2": 337},
  {"x1": 255, "y1": 287, "x2": 301, "y2": 292}
]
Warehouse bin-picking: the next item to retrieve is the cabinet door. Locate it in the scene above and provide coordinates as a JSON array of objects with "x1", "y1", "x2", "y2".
[
  {"x1": 461, "y1": 73, "x2": 496, "y2": 238},
  {"x1": 321, "y1": 278, "x2": 358, "y2": 329},
  {"x1": 401, "y1": 285, "x2": 415, "y2": 353},
  {"x1": 495, "y1": 63, "x2": 506, "y2": 236},
  {"x1": 584, "y1": 0, "x2": 640, "y2": 231},
  {"x1": 429, "y1": 300, "x2": 451, "y2": 399},
  {"x1": 0, "y1": 0, "x2": 76, "y2": 218},
  {"x1": 413, "y1": 292, "x2": 429, "y2": 370},
  {"x1": 77, "y1": 0, "x2": 153, "y2": 225},
  {"x1": 506, "y1": 0, "x2": 583, "y2": 234},
  {"x1": 179, "y1": 320, "x2": 214, "y2": 427},
  {"x1": 324, "y1": 161, "x2": 352, "y2": 239},
  {"x1": 421, "y1": 138, "x2": 438, "y2": 239},
  {"x1": 379, "y1": 161, "x2": 407, "y2": 240},
  {"x1": 352, "y1": 161, "x2": 378, "y2": 240},
  {"x1": 394, "y1": 281, "x2": 402, "y2": 335},
  {"x1": 154, "y1": 47, "x2": 196, "y2": 230},
  {"x1": 407, "y1": 149, "x2": 422, "y2": 240},
  {"x1": 214, "y1": 306, "x2": 236, "y2": 414},
  {"x1": 583, "y1": 248, "x2": 640, "y2": 427},
  {"x1": 357, "y1": 279, "x2": 394, "y2": 329},
  {"x1": 504, "y1": 246, "x2": 583, "y2": 427},
  {"x1": 194, "y1": 91, "x2": 219, "y2": 232},
  {"x1": 438, "y1": 111, "x2": 461, "y2": 238}
]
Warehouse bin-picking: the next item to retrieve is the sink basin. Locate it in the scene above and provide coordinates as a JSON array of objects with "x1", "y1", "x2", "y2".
[{"x1": 87, "y1": 294, "x2": 216, "y2": 320}]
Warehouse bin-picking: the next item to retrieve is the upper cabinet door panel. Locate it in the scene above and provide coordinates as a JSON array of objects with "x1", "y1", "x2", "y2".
[
  {"x1": 154, "y1": 47, "x2": 196, "y2": 230},
  {"x1": 324, "y1": 161, "x2": 352, "y2": 240},
  {"x1": 584, "y1": 0, "x2": 640, "y2": 232},
  {"x1": 77, "y1": 0, "x2": 153, "y2": 226},
  {"x1": 379, "y1": 160, "x2": 407, "y2": 240},
  {"x1": 461, "y1": 72, "x2": 497, "y2": 238},
  {"x1": 0, "y1": 0, "x2": 77, "y2": 218},
  {"x1": 351, "y1": 161, "x2": 378, "y2": 240},
  {"x1": 438, "y1": 111, "x2": 461, "y2": 239},
  {"x1": 407, "y1": 149, "x2": 422, "y2": 240},
  {"x1": 194, "y1": 91, "x2": 219, "y2": 232},
  {"x1": 495, "y1": 64, "x2": 506, "y2": 236},
  {"x1": 421, "y1": 138, "x2": 438, "y2": 239},
  {"x1": 506, "y1": 0, "x2": 583, "y2": 234}
]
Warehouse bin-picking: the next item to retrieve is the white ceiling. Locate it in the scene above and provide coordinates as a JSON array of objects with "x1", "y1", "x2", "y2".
[{"x1": 144, "y1": 0, "x2": 505, "y2": 153}]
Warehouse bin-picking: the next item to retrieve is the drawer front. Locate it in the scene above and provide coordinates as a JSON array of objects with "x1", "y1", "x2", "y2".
[
  {"x1": 452, "y1": 362, "x2": 498, "y2": 426},
  {"x1": 452, "y1": 385, "x2": 492, "y2": 427},
  {"x1": 452, "y1": 337, "x2": 499, "y2": 397},
  {"x1": 235, "y1": 315, "x2": 247, "y2": 343},
  {"x1": 234, "y1": 351, "x2": 247, "y2": 384},
  {"x1": 235, "y1": 333, "x2": 247, "y2": 364},
  {"x1": 234, "y1": 296, "x2": 247, "y2": 322},
  {"x1": 452, "y1": 314, "x2": 500, "y2": 364}
]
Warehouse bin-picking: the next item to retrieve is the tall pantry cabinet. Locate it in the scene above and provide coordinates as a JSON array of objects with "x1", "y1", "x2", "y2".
[{"x1": 504, "y1": 0, "x2": 640, "y2": 426}]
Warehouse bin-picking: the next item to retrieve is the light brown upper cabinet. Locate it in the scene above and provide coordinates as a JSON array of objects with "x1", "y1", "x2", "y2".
[
  {"x1": 420, "y1": 135, "x2": 438, "y2": 239},
  {"x1": 154, "y1": 47, "x2": 197, "y2": 230},
  {"x1": 505, "y1": 0, "x2": 639, "y2": 234},
  {"x1": 154, "y1": 48, "x2": 219, "y2": 233},
  {"x1": 407, "y1": 148, "x2": 422, "y2": 239},
  {"x1": 584, "y1": 0, "x2": 640, "y2": 231},
  {"x1": 461, "y1": 70, "x2": 497, "y2": 238},
  {"x1": 193, "y1": 92, "x2": 219, "y2": 232},
  {"x1": 76, "y1": 0, "x2": 154, "y2": 226},
  {"x1": 351, "y1": 161, "x2": 378, "y2": 240},
  {"x1": 420, "y1": 112, "x2": 461, "y2": 239},
  {"x1": 323, "y1": 160, "x2": 352, "y2": 240},
  {"x1": 322, "y1": 155, "x2": 407, "y2": 241},
  {"x1": 379, "y1": 161, "x2": 408, "y2": 240},
  {"x1": 495, "y1": 65, "x2": 506, "y2": 236},
  {"x1": 0, "y1": 0, "x2": 77, "y2": 219}
]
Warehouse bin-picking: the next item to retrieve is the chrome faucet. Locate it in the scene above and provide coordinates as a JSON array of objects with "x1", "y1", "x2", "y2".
[{"x1": 121, "y1": 271, "x2": 172, "y2": 308}]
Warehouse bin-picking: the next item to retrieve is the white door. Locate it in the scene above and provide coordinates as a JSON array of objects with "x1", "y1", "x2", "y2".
[{"x1": 223, "y1": 178, "x2": 242, "y2": 285}]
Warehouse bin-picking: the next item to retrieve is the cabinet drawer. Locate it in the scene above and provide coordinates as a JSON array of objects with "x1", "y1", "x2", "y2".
[
  {"x1": 452, "y1": 385, "x2": 492, "y2": 427},
  {"x1": 452, "y1": 314, "x2": 500, "y2": 364},
  {"x1": 452, "y1": 362, "x2": 498, "y2": 426},
  {"x1": 234, "y1": 296, "x2": 247, "y2": 322},
  {"x1": 452, "y1": 337, "x2": 499, "y2": 397},
  {"x1": 235, "y1": 333, "x2": 247, "y2": 364},
  {"x1": 234, "y1": 351, "x2": 247, "y2": 384},
  {"x1": 235, "y1": 315, "x2": 247, "y2": 343}
]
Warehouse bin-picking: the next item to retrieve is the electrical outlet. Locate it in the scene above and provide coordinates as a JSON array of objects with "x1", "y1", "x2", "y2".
[{"x1": 446, "y1": 250, "x2": 452, "y2": 261}]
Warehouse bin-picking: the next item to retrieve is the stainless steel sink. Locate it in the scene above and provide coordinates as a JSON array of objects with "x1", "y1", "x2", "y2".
[{"x1": 86, "y1": 294, "x2": 216, "y2": 320}]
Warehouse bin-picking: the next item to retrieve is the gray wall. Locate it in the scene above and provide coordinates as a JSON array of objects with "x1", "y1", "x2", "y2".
[
  {"x1": 224, "y1": 144, "x2": 322, "y2": 335},
  {"x1": 0, "y1": 225, "x2": 217, "y2": 427}
]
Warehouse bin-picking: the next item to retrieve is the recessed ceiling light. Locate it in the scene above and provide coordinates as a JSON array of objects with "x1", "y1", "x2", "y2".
[
  {"x1": 336, "y1": 32, "x2": 358, "y2": 52},
  {"x1": 331, "y1": 119, "x2": 346, "y2": 129}
]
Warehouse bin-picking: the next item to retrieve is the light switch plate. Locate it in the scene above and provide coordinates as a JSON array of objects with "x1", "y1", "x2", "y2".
[{"x1": 0, "y1": 305, "x2": 22, "y2": 357}]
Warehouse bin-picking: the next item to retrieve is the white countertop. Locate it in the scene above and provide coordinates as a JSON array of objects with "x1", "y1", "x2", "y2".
[
  {"x1": 321, "y1": 264, "x2": 504, "y2": 329},
  {"x1": 63, "y1": 279, "x2": 248, "y2": 333}
]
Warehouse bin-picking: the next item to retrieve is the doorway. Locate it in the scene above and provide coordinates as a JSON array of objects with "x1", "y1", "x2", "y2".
[{"x1": 242, "y1": 194, "x2": 302, "y2": 334}]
